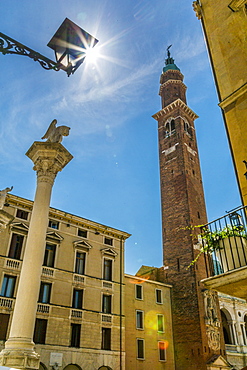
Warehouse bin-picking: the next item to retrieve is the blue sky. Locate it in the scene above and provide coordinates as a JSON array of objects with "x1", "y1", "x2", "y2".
[{"x1": 0, "y1": 0, "x2": 240, "y2": 275}]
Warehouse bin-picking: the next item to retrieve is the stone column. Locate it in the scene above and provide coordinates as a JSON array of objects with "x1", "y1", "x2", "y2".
[{"x1": 0, "y1": 141, "x2": 73, "y2": 370}]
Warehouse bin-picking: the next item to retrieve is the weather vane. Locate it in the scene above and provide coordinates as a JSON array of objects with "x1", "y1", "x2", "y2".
[{"x1": 167, "y1": 44, "x2": 172, "y2": 58}]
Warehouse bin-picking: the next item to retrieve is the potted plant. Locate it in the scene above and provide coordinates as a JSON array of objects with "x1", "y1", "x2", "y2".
[{"x1": 189, "y1": 225, "x2": 247, "y2": 272}]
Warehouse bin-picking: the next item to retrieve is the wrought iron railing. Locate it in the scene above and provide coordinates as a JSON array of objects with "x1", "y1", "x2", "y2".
[{"x1": 202, "y1": 205, "x2": 247, "y2": 277}]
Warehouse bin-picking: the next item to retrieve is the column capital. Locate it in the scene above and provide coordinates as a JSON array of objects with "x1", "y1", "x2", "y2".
[{"x1": 26, "y1": 142, "x2": 73, "y2": 184}]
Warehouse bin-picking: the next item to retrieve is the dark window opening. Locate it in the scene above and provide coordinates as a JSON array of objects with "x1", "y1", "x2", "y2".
[
  {"x1": 75, "y1": 251, "x2": 86, "y2": 275},
  {"x1": 136, "y1": 310, "x2": 144, "y2": 329},
  {"x1": 43, "y1": 243, "x2": 56, "y2": 267},
  {"x1": 8, "y1": 233, "x2": 24, "y2": 260},
  {"x1": 137, "y1": 339, "x2": 144, "y2": 359},
  {"x1": 159, "y1": 341, "x2": 166, "y2": 361},
  {"x1": 38, "y1": 282, "x2": 51, "y2": 304},
  {"x1": 103, "y1": 259, "x2": 112, "y2": 281},
  {"x1": 136, "y1": 285, "x2": 143, "y2": 300},
  {"x1": 0, "y1": 275, "x2": 16, "y2": 297},
  {"x1": 70, "y1": 323, "x2": 81, "y2": 347},
  {"x1": 48, "y1": 220, "x2": 59, "y2": 229},
  {"x1": 72, "y1": 289, "x2": 83, "y2": 309},
  {"x1": 156, "y1": 289, "x2": 162, "y2": 304},
  {"x1": 0, "y1": 313, "x2": 10, "y2": 340},
  {"x1": 104, "y1": 237, "x2": 113, "y2": 246},
  {"x1": 33, "y1": 318, "x2": 47, "y2": 344},
  {"x1": 16, "y1": 209, "x2": 28, "y2": 220},
  {"x1": 78, "y1": 229, "x2": 87, "y2": 238},
  {"x1": 102, "y1": 328, "x2": 111, "y2": 350},
  {"x1": 102, "y1": 294, "x2": 112, "y2": 314}
]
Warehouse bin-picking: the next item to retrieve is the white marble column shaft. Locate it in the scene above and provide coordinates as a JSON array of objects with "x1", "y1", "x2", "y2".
[{"x1": 0, "y1": 142, "x2": 72, "y2": 369}]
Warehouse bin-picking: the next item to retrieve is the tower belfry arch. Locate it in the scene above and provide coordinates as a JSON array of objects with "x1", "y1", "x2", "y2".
[{"x1": 153, "y1": 48, "x2": 229, "y2": 370}]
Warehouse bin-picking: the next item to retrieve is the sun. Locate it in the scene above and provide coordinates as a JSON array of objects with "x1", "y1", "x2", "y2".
[{"x1": 84, "y1": 45, "x2": 100, "y2": 64}]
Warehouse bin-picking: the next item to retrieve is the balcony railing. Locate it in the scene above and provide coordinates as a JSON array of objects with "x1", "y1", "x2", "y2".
[
  {"x1": 202, "y1": 205, "x2": 247, "y2": 277},
  {"x1": 0, "y1": 296, "x2": 14, "y2": 310}
]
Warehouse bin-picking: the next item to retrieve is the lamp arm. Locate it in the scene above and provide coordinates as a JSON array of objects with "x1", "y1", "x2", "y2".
[{"x1": 0, "y1": 32, "x2": 62, "y2": 72}]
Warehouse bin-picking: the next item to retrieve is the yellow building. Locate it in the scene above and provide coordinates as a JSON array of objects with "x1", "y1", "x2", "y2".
[
  {"x1": 0, "y1": 194, "x2": 130, "y2": 370},
  {"x1": 125, "y1": 273, "x2": 175, "y2": 370},
  {"x1": 193, "y1": 0, "x2": 247, "y2": 205}
]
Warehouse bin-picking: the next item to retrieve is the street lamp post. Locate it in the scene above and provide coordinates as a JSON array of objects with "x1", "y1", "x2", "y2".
[{"x1": 0, "y1": 18, "x2": 98, "y2": 76}]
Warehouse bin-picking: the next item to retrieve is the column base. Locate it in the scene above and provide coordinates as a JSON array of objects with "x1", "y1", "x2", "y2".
[{"x1": 0, "y1": 348, "x2": 40, "y2": 370}]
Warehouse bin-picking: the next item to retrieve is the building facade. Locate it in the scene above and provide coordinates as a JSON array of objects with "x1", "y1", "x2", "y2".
[
  {"x1": 0, "y1": 194, "x2": 130, "y2": 370},
  {"x1": 193, "y1": 0, "x2": 247, "y2": 206},
  {"x1": 125, "y1": 273, "x2": 175, "y2": 369}
]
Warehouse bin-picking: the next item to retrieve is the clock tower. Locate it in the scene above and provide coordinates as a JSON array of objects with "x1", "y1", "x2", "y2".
[{"x1": 153, "y1": 49, "x2": 226, "y2": 369}]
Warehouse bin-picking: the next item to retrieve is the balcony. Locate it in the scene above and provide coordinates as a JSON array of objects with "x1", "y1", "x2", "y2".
[{"x1": 200, "y1": 205, "x2": 247, "y2": 299}]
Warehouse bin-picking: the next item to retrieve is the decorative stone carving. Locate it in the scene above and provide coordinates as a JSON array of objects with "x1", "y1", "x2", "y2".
[
  {"x1": 26, "y1": 142, "x2": 73, "y2": 185},
  {"x1": 0, "y1": 348, "x2": 40, "y2": 369},
  {"x1": 0, "y1": 210, "x2": 14, "y2": 232},
  {"x1": 0, "y1": 186, "x2": 13, "y2": 209},
  {"x1": 42, "y1": 119, "x2": 70, "y2": 143},
  {"x1": 228, "y1": 0, "x2": 247, "y2": 11},
  {"x1": 192, "y1": 0, "x2": 202, "y2": 19},
  {"x1": 204, "y1": 290, "x2": 221, "y2": 351}
]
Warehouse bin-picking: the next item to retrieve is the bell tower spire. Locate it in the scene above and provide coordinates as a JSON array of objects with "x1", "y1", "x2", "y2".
[{"x1": 153, "y1": 49, "x2": 226, "y2": 369}]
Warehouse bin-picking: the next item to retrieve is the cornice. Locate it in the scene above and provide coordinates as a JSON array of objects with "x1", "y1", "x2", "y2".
[
  {"x1": 152, "y1": 98, "x2": 198, "y2": 121},
  {"x1": 7, "y1": 194, "x2": 131, "y2": 240},
  {"x1": 159, "y1": 79, "x2": 187, "y2": 95},
  {"x1": 219, "y1": 82, "x2": 247, "y2": 110}
]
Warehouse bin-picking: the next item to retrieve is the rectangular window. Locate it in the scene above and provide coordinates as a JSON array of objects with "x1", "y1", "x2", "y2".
[
  {"x1": 137, "y1": 338, "x2": 144, "y2": 360},
  {"x1": 104, "y1": 237, "x2": 113, "y2": 246},
  {"x1": 72, "y1": 289, "x2": 83, "y2": 309},
  {"x1": 157, "y1": 314, "x2": 164, "y2": 332},
  {"x1": 43, "y1": 243, "x2": 56, "y2": 267},
  {"x1": 0, "y1": 275, "x2": 16, "y2": 297},
  {"x1": 101, "y1": 328, "x2": 111, "y2": 350},
  {"x1": 33, "y1": 318, "x2": 47, "y2": 344},
  {"x1": 78, "y1": 229, "x2": 87, "y2": 238},
  {"x1": 16, "y1": 209, "x2": 28, "y2": 220},
  {"x1": 156, "y1": 289, "x2": 162, "y2": 304},
  {"x1": 136, "y1": 310, "x2": 144, "y2": 329},
  {"x1": 103, "y1": 259, "x2": 112, "y2": 281},
  {"x1": 70, "y1": 324, "x2": 81, "y2": 347},
  {"x1": 158, "y1": 341, "x2": 167, "y2": 361},
  {"x1": 102, "y1": 294, "x2": 112, "y2": 314},
  {"x1": 38, "y1": 282, "x2": 51, "y2": 303},
  {"x1": 8, "y1": 233, "x2": 24, "y2": 260},
  {"x1": 48, "y1": 220, "x2": 59, "y2": 229},
  {"x1": 0, "y1": 313, "x2": 10, "y2": 340},
  {"x1": 75, "y1": 251, "x2": 86, "y2": 275},
  {"x1": 136, "y1": 284, "x2": 143, "y2": 300}
]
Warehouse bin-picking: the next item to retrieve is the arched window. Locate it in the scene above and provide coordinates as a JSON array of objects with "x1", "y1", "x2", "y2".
[
  {"x1": 221, "y1": 310, "x2": 234, "y2": 344},
  {"x1": 98, "y1": 367, "x2": 112, "y2": 370},
  {"x1": 183, "y1": 120, "x2": 189, "y2": 133},
  {"x1": 164, "y1": 119, "x2": 176, "y2": 138},
  {"x1": 63, "y1": 364, "x2": 82, "y2": 370}
]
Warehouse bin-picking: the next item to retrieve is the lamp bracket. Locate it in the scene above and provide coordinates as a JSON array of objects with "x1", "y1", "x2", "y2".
[{"x1": 0, "y1": 32, "x2": 62, "y2": 73}]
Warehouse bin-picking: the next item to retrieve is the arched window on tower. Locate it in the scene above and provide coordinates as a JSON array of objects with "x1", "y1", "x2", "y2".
[
  {"x1": 164, "y1": 119, "x2": 176, "y2": 138},
  {"x1": 221, "y1": 309, "x2": 235, "y2": 345},
  {"x1": 184, "y1": 120, "x2": 189, "y2": 133}
]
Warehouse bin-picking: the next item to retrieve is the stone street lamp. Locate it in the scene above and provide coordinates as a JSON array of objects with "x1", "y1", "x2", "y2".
[{"x1": 0, "y1": 18, "x2": 98, "y2": 76}]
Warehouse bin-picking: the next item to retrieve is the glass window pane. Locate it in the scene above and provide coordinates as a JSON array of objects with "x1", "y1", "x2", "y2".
[{"x1": 75, "y1": 252, "x2": 86, "y2": 275}]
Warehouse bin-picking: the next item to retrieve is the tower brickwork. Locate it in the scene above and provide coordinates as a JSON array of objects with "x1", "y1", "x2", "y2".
[{"x1": 153, "y1": 54, "x2": 226, "y2": 369}]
